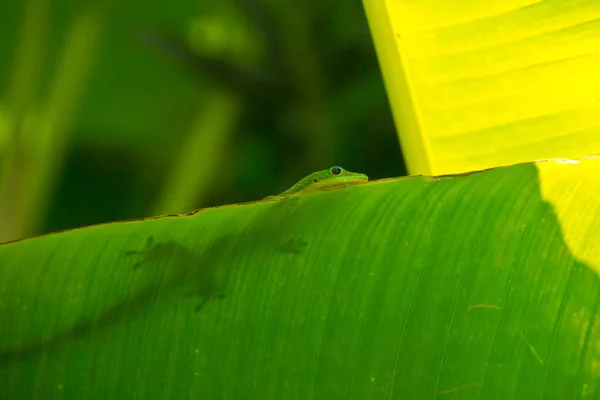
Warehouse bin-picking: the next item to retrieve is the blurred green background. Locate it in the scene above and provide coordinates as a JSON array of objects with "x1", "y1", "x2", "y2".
[{"x1": 0, "y1": 0, "x2": 405, "y2": 243}]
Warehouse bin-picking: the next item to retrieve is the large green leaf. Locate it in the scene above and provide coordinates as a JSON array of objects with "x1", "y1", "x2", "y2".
[{"x1": 1, "y1": 160, "x2": 598, "y2": 398}]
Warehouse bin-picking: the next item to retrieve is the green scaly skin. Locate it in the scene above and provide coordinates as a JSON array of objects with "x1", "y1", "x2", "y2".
[{"x1": 264, "y1": 166, "x2": 368, "y2": 201}]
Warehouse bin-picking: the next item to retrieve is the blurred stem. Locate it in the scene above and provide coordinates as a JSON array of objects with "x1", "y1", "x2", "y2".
[
  {"x1": 0, "y1": 0, "x2": 51, "y2": 241},
  {"x1": 152, "y1": 90, "x2": 241, "y2": 215},
  {"x1": 5, "y1": 0, "x2": 50, "y2": 133},
  {"x1": 0, "y1": 6, "x2": 104, "y2": 242}
]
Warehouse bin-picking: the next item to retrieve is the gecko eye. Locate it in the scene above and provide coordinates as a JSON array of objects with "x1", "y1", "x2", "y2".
[
  {"x1": 313, "y1": 179, "x2": 318, "y2": 183},
  {"x1": 331, "y1": 166, "x2": 342, "y2": 175}
]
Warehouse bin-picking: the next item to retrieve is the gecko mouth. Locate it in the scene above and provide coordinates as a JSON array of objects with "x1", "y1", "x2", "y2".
[
  {"x1": 343, "y1": 174, "x2": 369, "y2": 184},
  {"x1": 321, "y1": 174, "x2": 369, "y2": 191}
]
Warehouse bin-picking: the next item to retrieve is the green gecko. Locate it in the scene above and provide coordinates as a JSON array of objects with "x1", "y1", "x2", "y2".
[{"x1": 264, "y1": 166, "x2": 368, "y2": 201}]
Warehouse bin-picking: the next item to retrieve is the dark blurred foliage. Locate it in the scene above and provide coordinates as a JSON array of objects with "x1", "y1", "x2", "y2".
[{"x1": 0, "y1": 0, "x2": 405, "y2": 238}]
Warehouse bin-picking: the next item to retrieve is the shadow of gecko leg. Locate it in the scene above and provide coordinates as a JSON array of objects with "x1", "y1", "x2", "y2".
[
  {"x1": 127, "y1": 236, "x2": 229, "y2": 311},
  {"x1": 191, "y1": 292, "x2": 226, "y2": 312}
]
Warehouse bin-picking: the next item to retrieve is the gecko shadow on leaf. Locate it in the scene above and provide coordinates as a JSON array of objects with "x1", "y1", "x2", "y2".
[
  {"x1": 0, "y1": 236, "x2": 229, "y2": 364},
  {"x1": 126, "y1": 235, "x2": 227, "y2": 311},
  {"x1": 0, "y1": 198, "x2": 308, "y2": 364}
]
